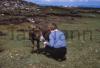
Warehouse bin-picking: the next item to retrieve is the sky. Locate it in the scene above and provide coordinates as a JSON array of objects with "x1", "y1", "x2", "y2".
[{"x1": 25, "y1": 0, "x2": 100, "y2": 8}]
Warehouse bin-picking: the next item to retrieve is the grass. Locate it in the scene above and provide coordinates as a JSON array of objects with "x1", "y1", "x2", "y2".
[{"x1": 0, "y1": 15, "x2": 100, "y2": 68}]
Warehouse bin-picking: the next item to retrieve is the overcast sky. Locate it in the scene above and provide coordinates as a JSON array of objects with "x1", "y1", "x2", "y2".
[{"x1": 25, "y1": 0, "x2": 100, "y2": 7}]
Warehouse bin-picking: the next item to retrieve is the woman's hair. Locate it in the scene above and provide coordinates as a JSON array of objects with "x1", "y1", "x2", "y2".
[{"x1": 48, "y1": 23, "x2": 57, "y2": 30}]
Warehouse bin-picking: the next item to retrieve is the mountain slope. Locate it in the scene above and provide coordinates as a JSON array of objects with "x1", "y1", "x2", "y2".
[{"x1": 0, "y1": 0, "x2": 39, "y2": 15}]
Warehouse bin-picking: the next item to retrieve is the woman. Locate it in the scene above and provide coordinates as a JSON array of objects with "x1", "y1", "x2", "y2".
[{"x1": 42, "y1": 23, "x2": 67, "y2": 61}]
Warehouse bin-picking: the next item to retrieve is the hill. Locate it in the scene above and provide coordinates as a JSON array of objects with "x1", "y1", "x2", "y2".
[{"x1": 0, "y1": 0, "x2": 39, "y2": 15}]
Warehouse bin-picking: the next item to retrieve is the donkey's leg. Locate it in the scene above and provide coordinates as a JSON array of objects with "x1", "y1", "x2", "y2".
[
  {"x1": 29, "y1": 32, "x2": 35, "y2": 48},
  {"x1": 31, "y1": 40, "x2": 35, "y2": 48},
  {"x1": 36, "y1": 40, "x2": 40, "y2": 53},
  {"x1": 31, "y1": 40, "x2": 35, "y2": 54}
]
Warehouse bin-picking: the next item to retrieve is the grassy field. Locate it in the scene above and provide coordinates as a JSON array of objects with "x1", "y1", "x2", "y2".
[{"x1": 0, "y1": 15, "x2": 100, "y2": 68}]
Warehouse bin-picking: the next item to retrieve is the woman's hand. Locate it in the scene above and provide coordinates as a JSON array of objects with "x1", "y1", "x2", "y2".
[{"x1": 43, "y1": 41, "x2": 49, "y2": 47}]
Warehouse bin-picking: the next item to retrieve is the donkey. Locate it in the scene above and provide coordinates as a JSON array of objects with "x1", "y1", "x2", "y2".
[
  {"x1": 29, "y1": 24, "x2": 50, "y2": 53},
  {"x1": 29, "y1": 25, "x2": 41, "y2": 53}
]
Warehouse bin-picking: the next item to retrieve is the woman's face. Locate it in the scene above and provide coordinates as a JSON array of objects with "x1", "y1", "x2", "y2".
[{"x1": 48, "y1": 24, "x2": 54, "y2": 31}]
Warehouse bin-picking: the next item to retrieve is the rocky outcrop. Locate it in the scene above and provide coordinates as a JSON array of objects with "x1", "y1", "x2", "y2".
[{"x1": 0, "y1": 0, "x2": 39, "y2": 15}]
